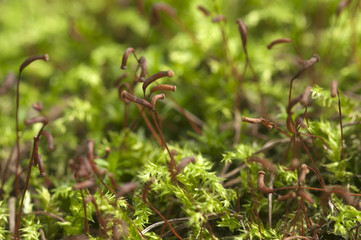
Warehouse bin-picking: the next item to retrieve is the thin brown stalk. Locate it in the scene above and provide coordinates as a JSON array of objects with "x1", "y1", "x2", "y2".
[
  {"x1": 164, "y1": 94, "x2": 203, "y2": 135},
  {"x1": 142, "y1": 70, "x2": 174, "y2": 96},
  {"x1": 41, "y1": 130, "x2": 54, "y2": 151},
  {"x1": 15, "y1": 54, "x2": 49, "y2": 198},
  {"x1": 39, "y1": 228, "x2": 47, "y2": 240},
  {"x1": 151, "y1": 112, "x2": 177, "y2": 180},
  {"x1": 289, "y1": 54, "x2": 320, "y2": 105},
  {"x1": 87, "y1": 195, "x2": 107, "y2": 234},
  {"x1": 301, "y1": 86, "x2": 312, "y2": 106},
  {"x1": 267, "y1": 38, "x2": 292, "y2": 49},
  {"x1": 150, "y1": 84, "x2": 176, "y2": 93},
  {"x1": 121, "y1": 90, "x2": 153, "y2": 110},
  {"x1": 80, "y1": 190, "x2": 89, "y2": 235},
  {"x1": 277, "y1": 191, "x2": 297, "y2": 202},
  {"x1": 135, "y1": 103, "x2": 162, "y2": 146},
  {"x1": 257, "y1": 171, "x2": 274, "y2": 194},
  {"x1": 138, "y1": 56, "x2": 147, "y2": 82},
  {"x1": 121, "y1": 48, "x2": 135, "y2": 70},
  {"x1": 337, "y1": 90, "x2": 345, "y2": 160},
  {"x1": 15, "y1": 123, "x2": 46, "y2": 239},
  {"x1": 151, "y1": 93, "x2": 165, "y2": 109},
  {"x1": 198, "y1": 5, "x2": 210, "y2": 16},
  {"x1": 37, "y1": 154, "x2": 46, "y2": 177},
  {"x1": 299, "y1": 136, "x2": 326, "y2": 187},
  {"x1": 142, "y1": 184, "x2": 184, "y2": 240}
]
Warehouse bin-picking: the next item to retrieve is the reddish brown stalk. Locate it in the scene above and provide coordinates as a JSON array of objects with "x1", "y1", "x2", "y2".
[
  {"x1": 41, "y1": 130, "x2": 54, "y2": 151},
  {"x1": 15, "y1": 122, "x2": 46, "y2": 239},
  {"x1": 257, "y1": 171, "x2": 274, "y2": 194},
  {"x1": 159, "y1": 198, "x2": 174, "y2": 236},
  {"x1": 142, "y1": 178, "x2": 155, "y2": 202},
  {"x1": 19, "y1": 54, "x2": 49, "y2": 73},
  {"x1": 289, "y1": 54, "x2": 320, "y2": 105},
  {"x1": 134, "y1": 103, "x2": 162, "y2": 146},
  {"x1": 236, "y1": 187, "x2": 241, "y2": 212},
  {"x1": 176, "y1": 157, "x2": 196, "y2": 174},
  {"x1": 337, "y1": 0, "x2": 352, "y2": 16},
  {"x1": 142, "y1": 70, "x2": 174, "y2": 95},
  {"x1": 337, "y1": 90, "x2": 345, "y2": 160},
  {"x1": 138, "y1": 56, "x2": 147, "y2": 82},
  {"x1": 298, "y1": 164, "x2": 309, "y2": 184},
  {"x1": 121, "y1": 90, "x2": 153, "y2": 110},
  {"x1": 87, "y1": 140, "x2": 117, "y2": 195},
  {"x1": 292, "y1": 54, "x2": 320, "y2": 81},
  {"x1": 273, "y1": 185, "x2": 340, "y2": 196},
  {"x1": 299, "y1": 200, "x2": 311, "y2": 228},
  {"x1": 37, "y1": 154, "x2": 46, "y2": 177},
  {"x1": 301, "y1": 86, "x2": 312, "y2": 106},
  {"x1": 298, "y1": 190, "x2": 315, "y2": 204},
  {"x1": 80, "y1": 190, "x2": 90, "y2": 235},
  {"x1": 242, "y1": 116, "x2": 290, "y2": 137},
  {"x1": 321, "y1": 186, "x2": 357, "y2": 211},
  {"x1": 150, "y1": 113, "x2": 177, "y2": 180},
  {"x1": 287, "y1": 94, "x2": 302, "y2": 114},
  {"x1": 151, "y1": 93, "x2": 165, "y2": 109},
  {"x1": 141, "y1": 178, "x2": 184, "y2": 240},
  {"x1": 277, "y1": 191, "x2": 296, "y2": 202},
  {"x1": 331, "y1": 80, "x2": 338, "y2": 98},
  {"x1": 299, "y1": 136, "x2": 326, "y2": 187},
  {"x1": 165, "y1": 94, "x2": 203, "y2": 135},
  {"x1": 267, "y1": 38, "x2": 292, "y2": 49},
  {"x1": 299, "y1": 132, "x2": 331, "y2": 150},
  {"x1": 197, "y1": 5, "x2": 210, "y2": 16},
  {"x1": 331, "y1": 81, "x2": 345, "y2": 159},
  {"x1": 87, "y1": 140, "x2": 98, "y2": 175},
  {"x1": 236, "y1": 19, "x2": 247, "y2": 53},
  {"x1": 121, "y1": 48, "x2": 135, "y2": 70},
  {"x1": 150, "y1": 84, "x2": 176, "y2": 93},
  {"x1": 86, "y1": 195, "x2": 107, "y2": 234},
  {"x1": 241, "y1": 116, "x2": 262, "y2": 124},
  {"x1": 145, "y1": 200, "x2": 184, "y2": 240},
  {"x1": 108, "y1": 173, "x2": 120, "y2": 191},
  {"x1": 236, "y1": 19, "x2": 266, "y2": 117},
  {"x1": 15, "y1": 54, "x2": 49, "y2": 198}
]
